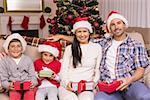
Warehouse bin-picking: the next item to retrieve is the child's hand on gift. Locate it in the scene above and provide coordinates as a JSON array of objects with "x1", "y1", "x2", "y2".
[
  {"x1": 30, "y1": 82, "x2": 35, "y2": 89},
  {"x1": 0, "y1": 83, "x2": 5, "y2": 92},
  {"x1": 66, "y1": 82, "x2": 72, "y2": 91},
  {"x1": 39, "y1": 76, "x2": 45, "y2": 80},
  {"x1": 50, "y1": 73, "x2": 56, "y2": 79},
  {"x1": 9, "y1": 81, "x2": 14, "y2": 90}
]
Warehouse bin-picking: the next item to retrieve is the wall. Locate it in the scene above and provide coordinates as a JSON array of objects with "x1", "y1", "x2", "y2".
[{"x1": 0, "y1": 0, "x2": 57, "y2": 38}]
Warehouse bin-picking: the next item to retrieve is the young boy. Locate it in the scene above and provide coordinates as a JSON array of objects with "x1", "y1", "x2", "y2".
[
  {"x1": 0, "y1": 33, "x2": 38, "y2": 100},
  {"x1": 34, "y1": 41, "x2": 61, "y2": 100}
]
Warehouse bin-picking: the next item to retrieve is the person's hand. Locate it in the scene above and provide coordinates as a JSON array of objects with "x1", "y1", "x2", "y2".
[
  {"x1": 116, "y1": 77, "x2": 133, "y2": 91},
  {"x1": 46, "y1": 34, "x2": 62, "y2": 42},
  {"x1": 0, "y1": 83, "x2": 5, "y2": 92},
  {"x1": 39, "y1": 76, "x2": 45, "y2": 80},
  {"x1": 30, "y1": 82, "x2": 35, "y2": 89},
  {"x1": 38, "y1": 73, "x2": 45, "y2": 80},
  {"x1": 0, "y1": 52, "x2": 7, "y2": 59},
  {"x1": 49, "y1": 73, "x2": 56, "y2": 80},
  {"x1": 9, "y1": 82, "x2": 14, "y2": 91},
  {"x1": 93, "y1": 82, "x2": 98, "y2": 95},
  {"x1": 66, "y1": 82, "x2": 72, "y2": 91}
]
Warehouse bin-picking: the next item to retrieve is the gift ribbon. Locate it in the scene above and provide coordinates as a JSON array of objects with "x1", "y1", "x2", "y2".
[{"x1": 78, "y1": 80, "x2": 86, "y2": 93}]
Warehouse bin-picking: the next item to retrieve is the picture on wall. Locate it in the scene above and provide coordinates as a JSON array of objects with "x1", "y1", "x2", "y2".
[{"x1": 5, "y1": 0, "x2": 43, "y2": 12}]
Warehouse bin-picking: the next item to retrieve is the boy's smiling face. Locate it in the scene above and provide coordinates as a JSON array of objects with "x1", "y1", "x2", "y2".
[
  {"x1": 41, "y1": 52, "x2": 55, "y2": 64},
  {"x1": 8, "y1": 41, "x2": 23, "y2": 58}
]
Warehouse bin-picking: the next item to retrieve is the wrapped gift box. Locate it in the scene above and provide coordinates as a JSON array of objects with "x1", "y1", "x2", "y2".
[
  {"x1": 23, "y1": 81, "x2": 31, "y2": 90},
  {"x1": 14, "y1": 81, "x2": 31, "y2": 91},
  {"x1": 97, "y1": 80, "x2": 122, "y2": 93},
  {"x1": 14, "y1": 81, "x2": 21, "y2": 90},
  {"x1": 71, "y1": 80, "x2": 94, "y2": 93},
  {"x1": 39, "y1": 67, "x2": 54, "y2": 78}
]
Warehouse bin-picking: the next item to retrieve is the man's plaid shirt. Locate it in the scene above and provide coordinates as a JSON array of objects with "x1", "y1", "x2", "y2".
[{"x1": 92, "y1": 34, "x2": 149, "y2": 82}]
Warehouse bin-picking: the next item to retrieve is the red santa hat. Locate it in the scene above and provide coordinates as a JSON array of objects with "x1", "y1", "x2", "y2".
[
  {"x1": 72, "y1": 17, "x2": 93, "y2": 33},
  {"x1": 38, "y1": 41, "x2": 62, "y2": 59},
  {"x1": 3, "y1": 33, "x2": 27, "y2": 54},
  {"x1": 106, "y1": 11, "x2": 128, "y2": 32}
]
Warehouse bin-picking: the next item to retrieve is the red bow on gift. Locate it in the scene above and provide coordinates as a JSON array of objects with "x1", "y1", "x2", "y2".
[{"x1": 78, "y1": 80, "x2": 86, "y2": 93}]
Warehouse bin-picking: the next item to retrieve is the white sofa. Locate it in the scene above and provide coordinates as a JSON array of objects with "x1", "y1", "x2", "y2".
[{"x1": 0, "y1": 32, "x2": 150, "y2": 89}]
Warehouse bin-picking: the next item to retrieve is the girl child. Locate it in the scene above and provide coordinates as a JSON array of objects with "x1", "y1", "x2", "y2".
[
  {"x1": 0, "y1": 33, "x2": 38, "y2": 100},
  {"x1": 34, "y1": 41, "x2": 61, "y2": 100},
  {"x1": 58, "y1": 17, "x2": 102, "y2": 100}
]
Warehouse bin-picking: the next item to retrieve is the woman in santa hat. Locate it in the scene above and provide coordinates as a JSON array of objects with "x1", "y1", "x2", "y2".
[
  {"x1": 58, "y1": 17, "x2": 102, "y2": 100},
  {"x1": 34, "y1": 41, "x2": 61, "y2": 100}
]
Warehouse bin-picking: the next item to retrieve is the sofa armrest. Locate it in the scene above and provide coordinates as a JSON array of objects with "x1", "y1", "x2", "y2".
[{"x1": 144, "y1": 63, "x2": 150, "y2": 89}]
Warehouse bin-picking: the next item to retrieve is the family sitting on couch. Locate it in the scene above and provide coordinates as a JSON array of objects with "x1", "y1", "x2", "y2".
[{"x1": 0, "y1": 11, "x2": 150, "y2": 100}]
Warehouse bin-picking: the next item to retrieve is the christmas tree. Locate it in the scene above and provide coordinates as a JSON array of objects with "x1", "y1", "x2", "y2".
[{"x1": 48, "y1": 0, "x2": 105, "y2": 36}]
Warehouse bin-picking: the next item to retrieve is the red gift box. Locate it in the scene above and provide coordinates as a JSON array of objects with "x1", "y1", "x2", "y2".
[
  {"x1": 14, "y1": 81, "x2": 31, "y2": 91},
  {"x1": 23, "y1": 81, "x2": 31, "y2": 90},
  {"x1": 71, "y1": 80, "x2": 94, "y2": 93},
  {"x1": 97, "y1": 80, "x2": 122, "y2": 93},
  {"x1": 14, "y1": 81, "x2": 21, "y2": 90}
]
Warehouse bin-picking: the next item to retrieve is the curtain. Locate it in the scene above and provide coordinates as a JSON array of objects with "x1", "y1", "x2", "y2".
[{"x1": 99, "y1": 0, "x2": 150, "y2": 28}]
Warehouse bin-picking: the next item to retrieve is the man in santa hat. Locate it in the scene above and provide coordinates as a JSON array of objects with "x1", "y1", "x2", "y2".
[
  {"x1": 48, "y1": 11, "x2": 150, "y2": 100},
  {"x1": 93, "y1": 11, "x2": 150, "y2": 100}
]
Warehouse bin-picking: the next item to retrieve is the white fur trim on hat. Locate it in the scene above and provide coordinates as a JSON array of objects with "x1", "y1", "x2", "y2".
[
  {"x1": 38, "y1": 45, "x2": 59, "y2": 57},
  {"x1": 107, "y1": 13, "x2": 128, "y2": 32},
  {"x1": 72, "y1": 21, "x2": 93, "y2": 33},
  {"x1": 3, "y1": 33, "x2": 27, "y2": 54}
]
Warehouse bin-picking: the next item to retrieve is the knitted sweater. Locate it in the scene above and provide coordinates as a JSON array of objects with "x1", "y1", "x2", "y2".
[
  {"x1": 34, "y1": 59, "x2": 61, "y2": 87},
  {"x1": 0, "y1": 54, "x2": 38, "y2": 89},
  {"x1": 60, "y1": 42, "x2": 102, "y2": 87}
]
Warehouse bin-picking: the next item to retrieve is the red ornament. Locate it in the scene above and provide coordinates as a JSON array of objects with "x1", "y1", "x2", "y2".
[
  {"x1": 94, "y1": 22, "x2": 99, "y2": 27},
  {"x1": 67, "y1": 15, "x2": 73, "y2": 20},
  {"x1": 63, "y1": 18, "x2": 70, "y2": 24},
  {"x1": 47, "y1": 18, "x2": 51, "y2": 23},
  {"x1": 50, "y1": 19, "x2": 56, "y2": 24}
]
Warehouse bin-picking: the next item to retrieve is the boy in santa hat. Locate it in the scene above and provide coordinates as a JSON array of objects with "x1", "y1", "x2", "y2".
[
  {"x1": 34, "y1": 41, "x2": 61, "y2": 100},
  {"x1": 48, "y1": 11, "x2": 150, "y2": 100},
  {"x1": 0, "y1": 33, "x2": 38, "y2": 100}
]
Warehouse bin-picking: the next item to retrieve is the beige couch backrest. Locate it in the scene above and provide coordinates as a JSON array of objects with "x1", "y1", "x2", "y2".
[{"x1": 127, "y1": 32, "x2": 145, "y2": 47}]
